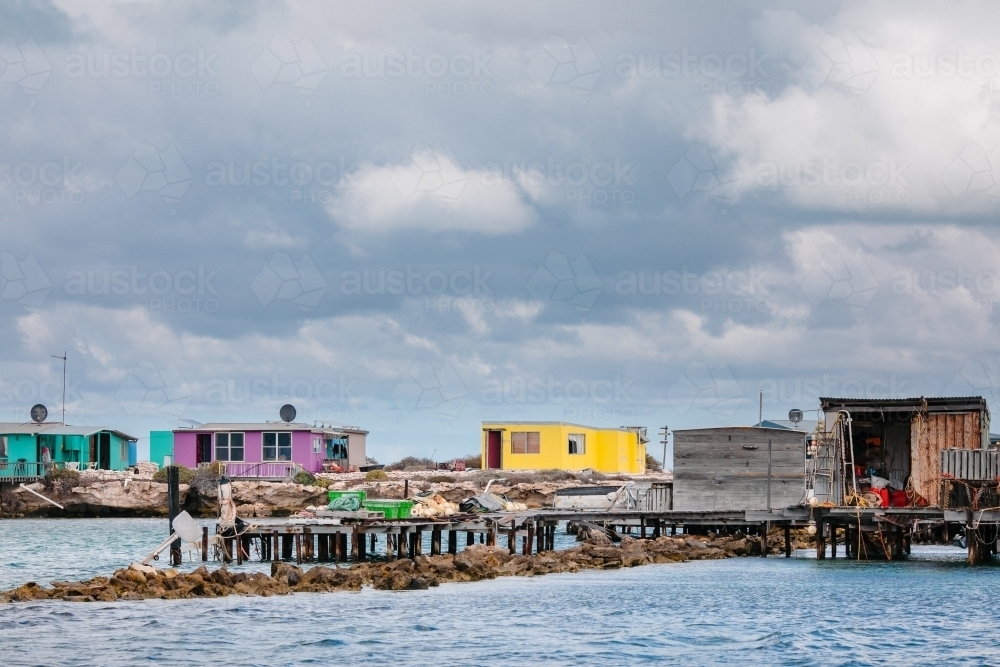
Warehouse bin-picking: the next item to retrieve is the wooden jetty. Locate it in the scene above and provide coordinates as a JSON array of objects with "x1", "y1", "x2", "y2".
[{"x1": 209, "y1": 509, "x2": 810, "y2": 566}]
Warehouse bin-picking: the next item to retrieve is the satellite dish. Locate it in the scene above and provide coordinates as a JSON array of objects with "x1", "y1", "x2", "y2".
[
  {"x1": 279, "y1": 404, "x2": 296, "y2": 423},
  {"x1": 788, "y1": 409, "x2": 803, "y2": 426},
  {"x1": 30, "y1": 404, "x2": 48, "y2": 423}
]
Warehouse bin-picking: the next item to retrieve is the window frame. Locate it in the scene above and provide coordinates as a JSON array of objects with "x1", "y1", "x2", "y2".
[
  {"x1": 568, "y1": 433, "x2": 585, "y2": 455},
  {"x1": 215, "y1": 432, "x2": 245, "y2": 462},
  {"x1": 511, "y1": 431, "x2": 540, "y2": 454},
  {"x1": 263, "y1": 432, "x2": 292, "y2": 461}
]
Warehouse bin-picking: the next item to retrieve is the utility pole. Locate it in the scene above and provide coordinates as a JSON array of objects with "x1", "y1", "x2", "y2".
[
  {"x1": 758, "y1": 389, "x2": 763, "y2": 426},
  {"x1": 658, "y1": 426, "x2": 669, "y2": 471},
  {"x1": 51, "y1": 352, "x2": 66, "y2": 424}
]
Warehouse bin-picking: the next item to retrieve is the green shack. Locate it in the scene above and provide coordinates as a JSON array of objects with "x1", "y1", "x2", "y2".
[{"x1": 0, "y1": 422, "x2": 138, "y2": 482}]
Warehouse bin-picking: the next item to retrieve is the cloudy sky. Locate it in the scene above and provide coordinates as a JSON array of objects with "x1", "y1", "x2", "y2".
[{"x1": 2, "y1": 0, "x2": 1000, "y2": 465}]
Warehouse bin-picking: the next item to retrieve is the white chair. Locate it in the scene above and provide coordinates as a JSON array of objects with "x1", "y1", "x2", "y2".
[{"x1": 66, "y1": 462, "x2": 79, "y2": 471}]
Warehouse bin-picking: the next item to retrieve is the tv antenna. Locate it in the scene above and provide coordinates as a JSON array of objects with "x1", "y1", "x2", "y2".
[{"x1": 51, "y1": 351, "x2": 66, "y2": 424}]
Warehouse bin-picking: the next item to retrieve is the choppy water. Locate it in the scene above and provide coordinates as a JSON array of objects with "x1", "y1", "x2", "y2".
[{"x1": 1, "y1": 518, "x2": 999, "y2": 666}]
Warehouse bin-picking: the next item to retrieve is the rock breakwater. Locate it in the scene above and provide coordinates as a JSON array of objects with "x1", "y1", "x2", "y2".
[{"x1": 0, "y1": 532, "x2": 766, "y2": 603}]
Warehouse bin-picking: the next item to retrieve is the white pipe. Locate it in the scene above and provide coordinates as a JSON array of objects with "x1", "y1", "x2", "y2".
[{"x1": 19, "y1": 483, "x2": 64, "y2": 509}]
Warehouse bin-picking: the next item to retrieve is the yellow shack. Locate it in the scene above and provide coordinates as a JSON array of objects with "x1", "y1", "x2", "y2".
[{"x1": 480, "y1": 422, "x2": 647, "y2": 474}]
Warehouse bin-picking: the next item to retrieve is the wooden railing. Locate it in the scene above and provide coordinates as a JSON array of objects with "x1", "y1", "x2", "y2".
[
  {"x1": 0, "y1": 461, "x2": 70, "y2": 481},
  {"x1": 222, "y1": 462, "x2": 303, "y2": 480},
  {"x1": 941, "y1": 448, "x2": 1000, "y2": 481}
]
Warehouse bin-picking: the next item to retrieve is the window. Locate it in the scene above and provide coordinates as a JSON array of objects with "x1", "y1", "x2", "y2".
[
  {"x1": 216, "y1": 433, "x2": 245, "y2": 462},
  {"x1": 511, "y1": 431, "x2": 540, "y2": 454},
  {"x1": 263, "y1": 432, "x2": 292, "y2": 461},
  {"x1": 0, "y1": 435, "x2": 7, "y2": 458},
  {"x1": 313, "y1": 437, "x2": 322, "y2": 454},
  {"x1": 568, "y1": 433, "x2": 585, "y2": 454},
  {"x1": 327, "y1": 437, "x2": 348, "y2": 459}
]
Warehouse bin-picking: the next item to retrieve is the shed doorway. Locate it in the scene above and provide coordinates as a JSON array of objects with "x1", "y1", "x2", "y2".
[
  {"x1": 196, "y1": 433, "x2": 212, "y2": 465},
  {"x1": 97, "y1": 433, "x2": 111, "y2": 469},
  {"x1": 486, "y1": 430, "x2": 502, "y2": 469}
]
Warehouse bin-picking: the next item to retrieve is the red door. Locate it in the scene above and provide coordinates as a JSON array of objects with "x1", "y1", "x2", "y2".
[{"x1": 487, "y1": 431, "x2": 502, "y2": 469}]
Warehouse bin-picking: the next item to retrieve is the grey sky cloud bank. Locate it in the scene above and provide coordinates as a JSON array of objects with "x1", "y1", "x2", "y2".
[{"x1": 2, "y1": 0, "x2": 1000, "y2": 465}]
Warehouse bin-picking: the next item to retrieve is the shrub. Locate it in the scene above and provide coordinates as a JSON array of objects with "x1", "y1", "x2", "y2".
[
  {"x1": 645, "y1": 453, "x2": 663, "y2": 471},
  {"x1": 462, "y1": 453, "x2": 482, "y2": 469},
  {"x1": 44, "y1": 467, "x2": 80, "y2": 494},
  {"x1": 427, "y1": 475, "x2": 456, "y2": 483},
  {"x1": 191, "y1": 465, "x2": 222, "y2": 497},
  {"x1": 293, "y1": 470, "x2": 316, "y2": 486},
  {"x1": 365, "y1": 456, "x2": 379, "y2": 466},
  {"x1": 152, "y1": 465, "x2": 195, "y2": 484},
  {"x1": 365, "y1": 469, "x2": 389, "y2": 481},
  {"x1": 385, "y1": 456, "x2": 436, "y2": 471}
]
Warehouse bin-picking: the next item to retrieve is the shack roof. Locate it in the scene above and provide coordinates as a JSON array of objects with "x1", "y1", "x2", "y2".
[
  {"x1": 673, "y1": 425, "x2": 806, "y2": 437},
  {"x1": 819, "y1": 396, "x2": 989, "y2": 414},
  {"x1": 482, "y1": 421, "x2": 644, "y2": 433},
  {"x1": 0, "y1": 423, "x2": 137, "y2": 440},
  {"x1": 173, "y1": 422, "x2": 367, "y2": 435}
]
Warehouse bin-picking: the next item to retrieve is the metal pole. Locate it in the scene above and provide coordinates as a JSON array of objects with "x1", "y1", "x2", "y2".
[
  {"x1": 758, "y1": 389, "x2": 763, "y2": 426},
  {"x1": 51, "y1": 352, "x2": 67, "y2": 424},
  {"x1": 660, "y1": 426, "x2": 669, "y2": 471}
]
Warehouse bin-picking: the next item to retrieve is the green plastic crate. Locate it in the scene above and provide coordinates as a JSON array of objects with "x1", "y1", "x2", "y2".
[
  {"x1": 361, "y1": 499, "x2": 414, "y2": 519},
  {"x1": 327, "y1": 489, "x2": 367, "y2": 503}
]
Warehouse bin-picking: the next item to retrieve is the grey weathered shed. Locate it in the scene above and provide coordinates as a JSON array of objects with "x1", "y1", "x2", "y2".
[{"x1": 672, "y1": 426, "x2": 806, "y2": 511}]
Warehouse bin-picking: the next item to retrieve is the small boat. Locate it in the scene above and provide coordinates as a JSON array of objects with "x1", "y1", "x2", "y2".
[{"x1": 552, "y1": 485, "x2": 627, "y2": 510}]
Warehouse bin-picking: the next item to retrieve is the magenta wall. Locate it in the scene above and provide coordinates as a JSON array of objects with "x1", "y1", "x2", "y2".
[
  {"x1": 173, "y1": 431, "x2": 198, "y2": 468},
  {"x1": 171, "y1": 429, "x2": 325, "y2": 472}
]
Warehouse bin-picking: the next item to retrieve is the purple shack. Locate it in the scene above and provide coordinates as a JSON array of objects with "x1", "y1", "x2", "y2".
[{"x1": 171, "y1": 417, "x2": 368, "y2": 478}]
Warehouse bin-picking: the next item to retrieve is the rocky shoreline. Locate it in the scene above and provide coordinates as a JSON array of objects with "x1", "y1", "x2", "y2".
[
  {"x1": 0, "y1": 469, "x2": 669, "y2": 518},
  {"x1": 0, "y1": 531, "x2": 787, "y2": 603}
]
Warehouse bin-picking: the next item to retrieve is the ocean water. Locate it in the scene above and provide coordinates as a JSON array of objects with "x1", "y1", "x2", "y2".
[{"x1": 1, "y1": 518, "x2": 998, "y2": 666}]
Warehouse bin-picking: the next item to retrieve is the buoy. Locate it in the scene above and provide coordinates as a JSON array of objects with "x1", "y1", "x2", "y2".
[{"x1": 807, "y1": 522, "x2": 817, "y2": 536}]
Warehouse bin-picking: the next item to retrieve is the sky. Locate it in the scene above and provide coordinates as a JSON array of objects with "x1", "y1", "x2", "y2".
[{"x1": 2, "y1": 0, "x2": 1000, "y2": 466}]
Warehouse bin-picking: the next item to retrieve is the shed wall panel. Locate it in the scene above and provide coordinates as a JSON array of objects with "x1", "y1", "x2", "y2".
[
  {"x1": 911, "y1": 412, "x2": 980, "y2": 506},
  {"x1": 673, "y1": 429, "x2": 805, "y2": 511}
]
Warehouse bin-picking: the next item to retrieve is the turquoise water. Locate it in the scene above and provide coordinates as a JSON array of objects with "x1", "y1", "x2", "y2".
[{"x1": 1, "y1": 519, "x2": 998, "y2": 665}]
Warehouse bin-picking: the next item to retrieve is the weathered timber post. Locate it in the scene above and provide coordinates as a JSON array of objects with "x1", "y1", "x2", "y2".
[
  {"x1": 508, "y1": 522, "x2": 516, "y2": 555},
  {"x1": 431, "y1": 528, "x2": 442, "y2": 556},
  {"x1": 282, "y1": 534, "x2": 293, "y2": 560},
  {"x1": 318, "y1": 532, "x2": 329, "y2": 561},
  {"x1": 524, "y1": 522, "x2": 533, "y2": 556},
  {"x1": 536, "y1": 520, "x2": 544, "y2": 553},
  {"x1": 414, "y1": 528, "x2": 423, "y2": 556},
  {"x1": 816, "y1": 518, "x2": 826, "y2": 560},
  {"x1": 202, "y1": 526, "x2": 209, "y2": 562},
  {"x1": 295, "y1": 533, "x2": 302, "y2": 564},
  {"x1": 448, "y1": 529, "x2": 457, "y2": 555},
  {"x1": 784, "y1": 526, "x2": 791, "y2": 557},
  {"x1": 466, "y1": 531, "x2": 474, "y2": 547}
]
